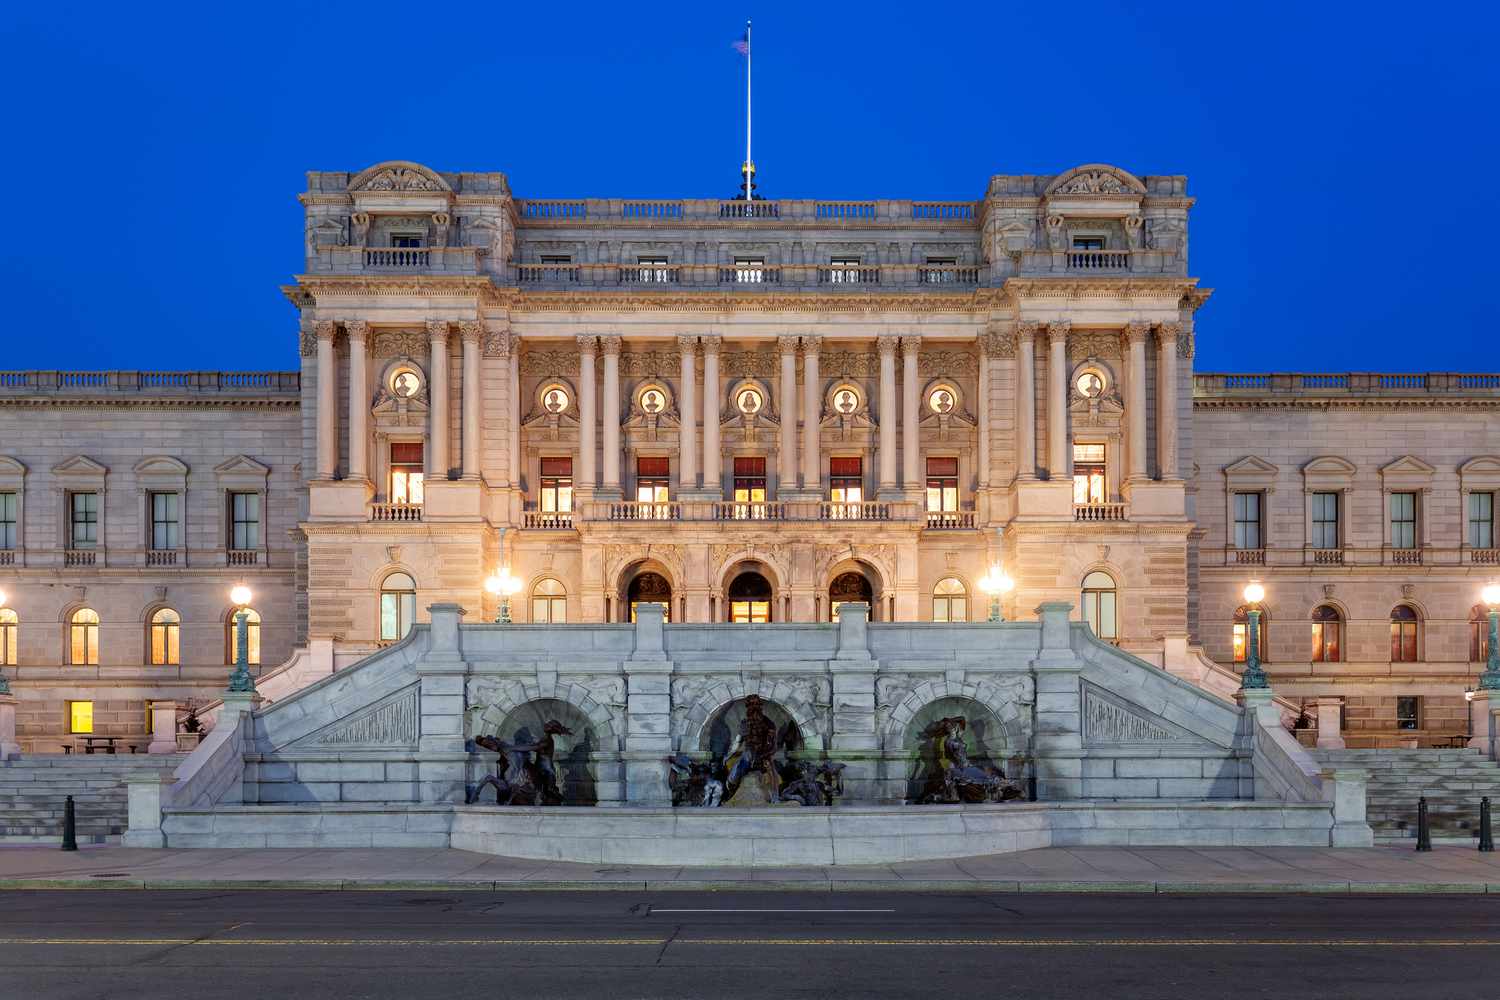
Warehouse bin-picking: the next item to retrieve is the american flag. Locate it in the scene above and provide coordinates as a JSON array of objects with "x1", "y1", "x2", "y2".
[{"x1": 732, "y1": 28, "x2": 749, "y2": 56}]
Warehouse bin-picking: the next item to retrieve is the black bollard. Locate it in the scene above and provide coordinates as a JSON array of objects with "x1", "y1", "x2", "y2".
[
  {"x1": 1480, "y1": 796, "x2": 1494, "y2": 853},
  {"x1": 1415, "y1": 795, "x2": 1432, "y2": 852},
  {"x1": 60, "y1": 795, "x2": 78, "y2": 852},
  {"x1": 1027, "y1": 774, "x2": 1038, "y2": 802}
]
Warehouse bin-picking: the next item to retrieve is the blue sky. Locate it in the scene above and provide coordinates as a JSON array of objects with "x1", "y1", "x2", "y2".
[{"x1": 4, "y1": 1, "x2": 1495, "y2": 373}]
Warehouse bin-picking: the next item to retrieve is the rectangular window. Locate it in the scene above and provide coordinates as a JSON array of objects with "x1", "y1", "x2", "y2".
[
  {"x1": 829, "y1": 456, "x2": 863, "y2": 504},
  {"x1": 70, "y1": 492, "x2": 98, "y2": 548},
  {"x1": 926, "y1": 456, "x2": 959, "y2": 512},
  {"x1": 636, "y1": 456, "x2": 670, "y2": 514},
  {"x1": 1072, "y1": 236, "x2": 1106, "y2": 251},
  {"x1": 390, "y1": 442, "x2": 425, "y2": 506},
  {"x1": 733, "y1": 257, "x2": 765, "y2": 283},
  {"x1": 637, "y1": 256, "x2": 669, "y2": 283},
  {"x1": 732, "y1": 456, "x2": 767, "y2": 517},
  {"x1": 1470, "y1": 492, "x2": 1495, "y2": 549},
  {"x1": 1396, "y1": 696, "x2": 1420, "y2": 731},
  {"x1": 150, "y1": 492, "x2": 179, "y2": 550},
  {"x1": 68, "y1": 701, "x2": 93, "y2": 734},
  {"x1": 0, "y1": 491, "x2": 15, "y2": 549},
  {"x1": 1073, "y1": 443, "x2": 1107, "y2": 505},
  {"x1": 230, "y1": 492, "x2": 261, "y2": 550},
  {"x1": 922, "y1": 256, "x2": 957, "y2": 284},
  {"x1": 1390, "y1": 492, "x2": 1417, "y2": 549},
  {"x1": 539, "y1": 254, "x2": 571, "y2": 264},
  {"x1": 1311, "y1": 492, "x2": 1339, "y2": 549},
  {"x1": 540, "y1": 457, "x2": 573, "y2": 513},
  {"x1": 827, "y1": 256, "x2": 861, "y2": 283},
  {"x1": 390, "y1": 233, "x2": 424, "y2": 248},
  {"x1": 1233, "y1": 492, "x2": 1263, "y2": 549}
]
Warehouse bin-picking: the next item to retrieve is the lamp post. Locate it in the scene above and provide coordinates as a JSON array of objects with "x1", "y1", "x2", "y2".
[
  {"x1": 1240, "y1": 581, "x2": 1269, "y2": 690},
  {"x1": 485, "y1": 569, "x2": 521, "y2": 624},
  {"x1": 1480, "y1": 584, "x2": 1500, "y2": 691},
  {"x1": 0, "y1": 588, "x2": 10, "y2": 695},
  {"x1": 226, "y1": 584, "x2": 256, "y2": 693},
  {"x1": 978, "y1": 567, "x2": 1014, "y2": 623}
]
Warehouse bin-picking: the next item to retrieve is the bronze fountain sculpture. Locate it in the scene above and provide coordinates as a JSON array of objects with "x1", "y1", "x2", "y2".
[
  {"x1": 918, "y1": 716, "x2": 1023, "y2": 804},
  {"x1": 466, "y1": 718, "x2": 574, "y2": 806}
]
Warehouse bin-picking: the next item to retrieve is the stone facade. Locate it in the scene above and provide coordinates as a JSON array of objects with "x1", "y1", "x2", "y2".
[{"x1": 0, "y1": 160, "x2": 1495, "y2": 753}]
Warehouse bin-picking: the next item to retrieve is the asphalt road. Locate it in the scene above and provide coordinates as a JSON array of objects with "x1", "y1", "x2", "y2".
[{"x1": 2, "y1": 890, "x2": 1499, "y2": 999}]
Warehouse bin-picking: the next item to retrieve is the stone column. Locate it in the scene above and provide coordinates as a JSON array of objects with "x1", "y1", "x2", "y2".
[
  {"x1": 701, "y1": 336, "x2": 722, "y2": 496},
  {"x1": 801, "y1": 338, "x2": 822, "y2": 492},
  {"x1": 459, "y1": 321, "x2": 484, "y2": 481},
  {"x1": 427, "y1": 321, "x2": 451, "y2": 479},
  {"x1": 346, "y1": 321, "x2": 370, "y2": 482},
  {"x1": 778, "y1": 336, "x2": 799, "y2": 491},
  {"x1": 1015, "y1": 322, "x2": 1038, "y2": 480},
  {"x1": 877, "y1": 336, "x2": 899, "y2": 493},
  {"x1": 315, "y1": 320, "x2": 339, "y2": 479},
  {"x1": 978, "y1": 330, "x2": 1008, "y2": 490},
  {"x1": 577, "y1": 335, "x2": 597, "y2": 492},
  {"x1": 1125, "y1": 321, "x2": 1150, "y2": 483},
  {"x1": 901, "y1": 335, "x2": 921, "y2": 491},
  {"x1": 677, "y1": 336, "x2": 698, "y2": 490},
  {"x1": 624, "y1": 602, "x2": 673, "y2": 805},
  {"x1": 146, "y1": 700, "x2": 178, "y2": 755},
  {"x1": 600, "y1": 335, "x2": 622, "y2": 494},
  {"x1": 1156, "y1": 322, "x2": 1181, "y2": 479},
  {"x1": 1315, "y1": 696, "x2": 1345, "y2": 750},
  {"x1": 508, "y1": 338, "x2": 520, "y2": 491},
  {"x1": 1046, "y1": 321, "x2": 1070, "y2": 480}
]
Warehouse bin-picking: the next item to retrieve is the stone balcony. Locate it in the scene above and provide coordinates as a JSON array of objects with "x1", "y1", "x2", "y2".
[
  {"x1": 309, "y1": 245, "x2": 484, "y2": 276},
  {"x1": 1213, "y1": 545, "x2": 1500, "y2": 569}
]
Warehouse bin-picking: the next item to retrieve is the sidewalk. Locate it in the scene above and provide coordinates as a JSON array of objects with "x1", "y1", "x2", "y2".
[{"x1": 1, "y1": 845, "x2": 1498, "y2": 893}]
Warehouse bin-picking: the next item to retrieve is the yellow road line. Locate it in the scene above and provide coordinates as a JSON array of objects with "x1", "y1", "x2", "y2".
[{"x1": 0, "y1": 937, "x2": 1495, "y2": 948}]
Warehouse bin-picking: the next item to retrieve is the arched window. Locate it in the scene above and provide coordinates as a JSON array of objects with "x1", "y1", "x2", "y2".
[
  {"x1": 531, "y1": 578, "x2": 567, "y2": 623},
  {"x1": 1232, "y1": 605, "x2": 1267, "y2": 663},
  {"x1": 728, "y1": 572, "x2": 773, "y2": 623},
  {"x1": 1470, "y1": 605, "x2": 1491, "y2": 663},
  {"x1": 1310, "y1": 605, "x2": 1341, "y2": 663},
  {"x1": 1390, "y1": 605, "x2": 1420, "y2": 663},
  {"x1": 932, "y1": 578, "x2": 967, "y2": 622},
  {"x1": 627, "y1": 572, "x2": 671, "y2": 623},
  {"x1": 0, "y1": 608, "x2": 16, "y2": 666},
  {"x1": 829, "y1": 571, "x2": 873, "y2": 621},
  {"x1": 1081, "y1": 571, "x2": 1117, "y2": 642},
  {"x1": 69, "y1": 608, "x2": 99, "y2": 666},
  {"x1": 149, "y1": 608, "x2": 180, "y2": 666},
  {"x1": 227, "y1": 608, "x2": 261, "y2": 665},
  {"x1": 380, "y1": 572, "x2": 417, "y2": 641}
]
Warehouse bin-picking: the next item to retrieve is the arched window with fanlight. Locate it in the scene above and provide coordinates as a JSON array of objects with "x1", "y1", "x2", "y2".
[
  {"x1": 1232, "y1": 605, "x2": 1267, "y2": 663},
  {"x1": 932, "y1": 578, "x2": 967, "y2": 622},
  {"x1": 0, "y1": 608, "x2": 16, "y2": 666},
  {"x1": 149, "y1": 608, "x2": 180, "y2": 666},
  {"x1": 1310, "y1": 605, "x2": 1341, "y2": 663},
  {"x1": 1390, "y1": 605, "x2": 1421, "y2": 662},
  {"x1": 1470, "y1": 605, "x2": 1491, "y2": 663},
  {"x1": 729, "y1": 572, "x2": 773, "y2": 623},
  {"x1": 380, "y1": 572, "x2": 417, "y2": 641},
  {"x1": 69, "y1": 608, "x2": 99, "y2": 666},
  {"x1": 226, "y1": 608, "x2": 261, "y2": 665},
  {"x1": 531, "y1": 578, "x2": 567, "y2": 623},
  {"x1": 1080, "y1": 571, "x2": 1117, "y2": 642}
]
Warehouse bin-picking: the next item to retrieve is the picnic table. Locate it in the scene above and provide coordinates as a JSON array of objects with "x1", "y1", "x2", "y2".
[{"x1": 75, "y1": 736, "x2": 138, "y2": 754}]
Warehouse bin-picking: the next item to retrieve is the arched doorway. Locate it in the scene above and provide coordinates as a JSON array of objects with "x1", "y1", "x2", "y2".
[
  {"x1": 829, "y1": 571, "x2": 874, "y2": 621},
  {"x1": 727, "y1": 571, "x2": 772, "y2": 623},
  {"x1": 625, "y1": 571, "x2": 672, "y2": 622}
]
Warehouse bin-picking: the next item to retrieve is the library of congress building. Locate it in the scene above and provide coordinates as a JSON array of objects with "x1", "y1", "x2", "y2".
[{"x1": 1, "y1": 159, "x2": 1496, "y2": 753}]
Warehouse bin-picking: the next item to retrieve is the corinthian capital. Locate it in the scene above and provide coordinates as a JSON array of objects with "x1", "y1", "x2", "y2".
[
  {"x1": 876, "y1": 335, "x2": 901, "y2": 356},
  {"x1": 599, "y1": 334, "x2": 623, "y2": 355},
  {"x1": 676, "y1": 334, "x2": 699, "y2": 353},
  {"x1": 1124, "y1": 321, "x2": 1151, "y2": 344},
  {"x1": 1156, "y1": 321, "x2": 1183, "y2": 343},
  {"x1": 1016, "y1": 320, "x2": 1044, "y2": 339},
  {"x1": 699, "y1": 334, "x2": 722, "y2": 356},
  {"x1": 1047, "y1": 320, "x2": 1072, "y2": 344},
  {"x1": 314, "y1": 319, "x2": 338, "y2": 341},
  {"x1": 801, "y1": 335, "x2": 821, "y2": 358},
  {"x1": 344, "y1": 319, "x2": 369, "y2": 342},
  {"x1": 776, "y1": 335, "x2": 801, "y2": 354},
  {"x1": 899, "y1": 334, "x2": 921, "y2": 355},
  {"x1": 458, "y1": 320, "x2": 484, "y2": 344},
  {"x1": 426, "y1": 320, "x2": 449, "y2": 342},
  {"x1": 576, "y1": 334, "x2": 597, "y2": 355}
]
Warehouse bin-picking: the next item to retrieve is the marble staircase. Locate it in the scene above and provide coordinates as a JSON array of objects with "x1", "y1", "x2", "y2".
[
  {"x1": 0, "y1": 756, "x2": 182, "y2": 844},
  {"x1": 1313, "y1": 748, "x2": 1500, "y2": 844}
]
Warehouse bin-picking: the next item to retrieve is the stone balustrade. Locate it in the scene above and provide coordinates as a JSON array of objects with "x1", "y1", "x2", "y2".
[
  {"x1": 1195, "y1": 372, "x2": 1500, "y2": 399},
  {"x1": 0, "y1": 371, "x2": 299, "y2": 395},
  {"x1": 515, "y1": 198, "x2": 981, "y2": 224},
  {"x1": 575, "y1": 499, "x2": 922, "y2": 524},
  {"x1": 512, "y1": 261, "x2": 983, "y2": 289}
]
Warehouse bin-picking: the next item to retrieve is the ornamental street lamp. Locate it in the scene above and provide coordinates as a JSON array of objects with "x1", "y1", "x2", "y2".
[
  {"x1": 485, "y1": 569, "x2": 522, "y2": 624},
  {"x1": 0, "y1": 587, "x2": 10, "y2": 695},
  {"x1": 1480, "y1": 583, "x2": 1500, "y2": 691},
  {"x1": 1240, "y1": 581, "x2": 1270, "y2": 690},
  {"x1": 978, "y1": 568, "x2": 1014, "y2": 623},
  {"x1": 227, "y1": 584, "x2": 256, "y2": 693}
]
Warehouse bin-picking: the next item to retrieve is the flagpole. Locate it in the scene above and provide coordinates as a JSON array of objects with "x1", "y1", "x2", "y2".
[{"x1": 745, "y1": 19, "x2": 753, "y2": 199}]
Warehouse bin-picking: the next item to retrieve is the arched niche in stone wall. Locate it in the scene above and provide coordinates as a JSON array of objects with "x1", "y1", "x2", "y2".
[
  {"x1": 475, "y1": 697, "x2": 601, "y2": 806},
  {"x1": 700, "y1": 696, "x2": 801, "y2": 761},
  {"x1": 902, "y1": 695, "x2": 1015, "y2": 803}
]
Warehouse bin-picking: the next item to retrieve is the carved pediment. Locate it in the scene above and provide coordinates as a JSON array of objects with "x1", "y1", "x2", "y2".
[
  {"x1": 52, "y1": 456, "x2": 108, "y2": 486},
  {"x1": 0, "y1": 456, "x2": 28, "y2": 478},
  {"x1": 1302, "y1": 456, "x2": 1357, "y2": 477},
  {"x1": 1223, "y1": 455, "x2": 1278, "y2": 477},
  {"x1": 284, "y1": 684, "x2": 420, "y2": 751},
  {"x1": 1460, "y1": 456, "x2": 1500, "y2": 491},
  {"x1": 1380, "y1": 455, "x2": 1436, "y2": 479},
  {"x1": 348, "y1": 161, "x2": 450, "y2": 194},
  {"x1": 1081, "y1": 683, "x2": 1219, "y2": 748},
  {"x1": 1044, "y1": 164, "x2": 1147, "y2": 198},
  {"x1": 213, "y1": 455, "x2": 271, "y2": 478},
  {"x1": 133, "y1": 455, "x2": 189, "y2": 477}
]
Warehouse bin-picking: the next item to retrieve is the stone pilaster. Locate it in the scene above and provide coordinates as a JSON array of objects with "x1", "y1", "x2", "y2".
[
  {"x1": 700, "y1": 336, "x2": 722, "y2": 497},
  {"x1": 876, "y1": 336, "x2": 899, "y2": 495},
  {"x1": 801, "y1": 338, "x2": 822, "y2": 493},
  {"x1": 1015, "y1": 322, "x2": 1039, "y2": 481},
  {"x1": 426, "y1": 320, "x2": 451, "y2": 479},
  {"x1": 600, "y1": 335, "x2": 623, "y2": 496},
  {"x1": 314, "y1": 320, "x2": 338, "y2": 479},
  {"x1": 677, "y1": 336, "x2": 698, "y2": 491},
  {"x1": 346, "y1": 321, "x2": 370, "y2": 482},
  {"x1": 778, "y1": 336, "x2": 799, "y2": 492},
  {"x1": 459, "y1": 321, "x2": 484, "y2": 481},
  {"x1": 576, "y1": 335, "x2": 597, "y2": 493},
  {"x1": 901, "y1": 335, "x2": 921, "y2": 494},
  {"x1": 1156, "y1": 321, "x2": 1181, "y2": 480},
  {"x1": 1125, "y1": 321, "x2": 1151, "y2": 484},
  {"x1": 1046, "y1": 321, "x2": 1070, "y2": 480}
]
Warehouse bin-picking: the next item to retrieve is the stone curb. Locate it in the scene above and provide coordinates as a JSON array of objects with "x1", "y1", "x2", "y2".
[{"x1": 1, "y1": 878, "x2": 1497, "y2": 894}]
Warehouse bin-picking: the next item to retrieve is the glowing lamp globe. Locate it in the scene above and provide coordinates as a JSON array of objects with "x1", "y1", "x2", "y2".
[
  {"x1": 0, "y1": 588, "x2": 7, "y2": 608},
  {"x1": 229, "y1": 585, "x2": 253, "y2": 607},
  {"x1": 1243, "y1": 582, "x2": 1265, "y2": 605},
  {"x1": 1483, "y1": 584, "x2": 1500, "y2": 608}
]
